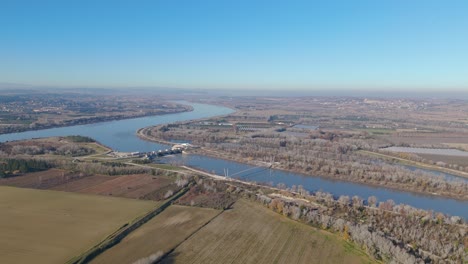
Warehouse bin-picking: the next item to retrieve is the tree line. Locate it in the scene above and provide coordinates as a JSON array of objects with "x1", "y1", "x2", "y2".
[
  {"x1": 153, "y1": 125, "x2": 468, "y2": 199},
  {"x1": 0, "y1": 158, "x2": 52, "y2": 178}
]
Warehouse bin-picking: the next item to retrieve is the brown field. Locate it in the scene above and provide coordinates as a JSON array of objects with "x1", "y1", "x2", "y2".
[
  {"x1": 442, "y1": 143, "x2": 468, "y2": 151},
  {"x1": 162, "y1": 199, "x2": 374, "y2": 264},
  {"x1": 417, "y1": 153, "x2": 468, "y2": 167},
  {"x1": 0, "y1": 186, "x2": 157, "y2": 264},
  {"x1": 0, "y1": 169, "x2": 176, "y2": 200},
  {"x1": 0, "y1": 168, "x2": 79, "y2": 189},
  {"x1": 383, "y1": 132, "x2": 468, "y2": 145},
  {"x1": 78, "y1": 174, "x2": 174, "y2": 199},
  {"x1": 50, "y1": 175, "x2": 114, "y2": 192},
  {"x1": 91, "y1": 205, "x2": 220, "y2": 264}
]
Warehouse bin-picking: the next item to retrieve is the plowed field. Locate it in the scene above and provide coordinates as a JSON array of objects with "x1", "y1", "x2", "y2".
[
  {"x1": 0, "y1": 169, "x2": 175, "y2": 200},
  {"x1": 78, "y1": 174, "x2": 174, "y2": 199},
  {"x1": 162, "y1": 199, "x2": 374, "y2": 264},
  {"x1": 91, "y1": 205, "x2": 220, "y2": 264}
]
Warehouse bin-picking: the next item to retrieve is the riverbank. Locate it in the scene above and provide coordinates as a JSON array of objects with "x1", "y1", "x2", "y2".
[
  {"x1": 136, "y1": 126, "x2": 175, "y2": 146},
  {"x1": 189, "y1": 147, "x2": 468, "y2": 201},
  {"x1": 135, "y1": 103, "x2": 239, "y2": 147},
  {"x1": 137, "y1": 128, "x2": 468, "y2": 201},
  {"x1": 0, "y1": 106, "x2": 193, "y2": 136}
]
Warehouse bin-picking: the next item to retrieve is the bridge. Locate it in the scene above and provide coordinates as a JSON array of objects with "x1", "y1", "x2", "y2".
[{"x1": 222, "y1": 162, "x2": 273, "y2": 178}]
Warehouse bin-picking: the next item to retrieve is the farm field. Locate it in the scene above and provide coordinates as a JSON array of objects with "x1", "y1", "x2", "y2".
[
  {"x1": 50, "y1": 175, "x2": 115, "y2": 192},
  {"x1": 0, "y1": 186, "x2": 157, "y2": 264},
  {"x1": 383, "y1": 147, "x2": 468, "y2": 157},
  {"x1": 382, "y1": 132, "x2": 468, "y2": 145},
  {"x1": 78, "y1": 174, "x2": 174, "y2": 199},
  {"x1": 0, "y1": 169, "x2": 84, "y2": 189},
  {"x1": 416, "y1": 153, "x2": 468, "y2": 167},
  {"x1": 0, "y1": 169, "x2": 176, "y2": 201},
  {"x1": 161, "y1": 199, "x2": 375, "y2": 264},
  {"x1": 91, "y1": 205, "x2": 220, "y2": 264}
]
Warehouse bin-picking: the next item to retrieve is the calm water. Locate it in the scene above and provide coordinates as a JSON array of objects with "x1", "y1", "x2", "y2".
[
  {"x1": 1, "y1": 102, "x2": 467, "y2": 218},
  {"x1": 0, "y1": 102, "x2": 233, "y2": 152},
  {"x1": 161, "y1": 154, "x2": 468, "y2": 218}
]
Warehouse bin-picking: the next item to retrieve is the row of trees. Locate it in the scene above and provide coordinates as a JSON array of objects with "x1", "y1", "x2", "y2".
[
  {"x1": 3, "y1": 143, "x2": 96, "y2": 157},
  {"x1": 155, "y1": 125, "x2": 468, "y2": 199},
  {"x1": 249, "y1": 188, "x2": 467, "y2": 263},
  {"x1": 187, "y1": 174, "x2": 466, "y2": 263},
  {"x1": 0, "y1": 158, "x2": 52, "y2": 178}
]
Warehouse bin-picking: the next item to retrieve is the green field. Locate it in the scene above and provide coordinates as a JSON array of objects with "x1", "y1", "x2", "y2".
[
  {"x1": 91, "y1": 205, "x2": 220, "y2": 264},
  {"x1": 357, "y1": 128, "x2": 395, "y2": 135},
  {"x1": 0, "y1": 186, "x2": 157, "y2": 264},
  {"x1": 162, "y1": 199, "x2": 375, "y2": 264}
]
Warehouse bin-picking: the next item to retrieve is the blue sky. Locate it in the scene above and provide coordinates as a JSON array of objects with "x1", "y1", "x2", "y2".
[{"x1": 1, "y1": 0, "x2": 467, "y2": 90}]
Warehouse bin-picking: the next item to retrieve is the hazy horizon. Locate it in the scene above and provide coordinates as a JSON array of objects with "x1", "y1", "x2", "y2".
[{"x1": 2, "y1": 82, "x2": 468, "y2": 100}]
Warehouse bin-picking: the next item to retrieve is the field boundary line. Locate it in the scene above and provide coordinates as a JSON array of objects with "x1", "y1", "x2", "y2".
[
  {"x1": 157, "y1": 207, "x2": 226, "y2": 263},
  {"x1": 66, "y1": 186, "x2": 190, "y2": 264}
]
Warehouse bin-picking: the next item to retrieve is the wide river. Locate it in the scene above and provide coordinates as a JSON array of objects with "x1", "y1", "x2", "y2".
[{"x1": 1, "y1": 102, "x2": 467, "y2": 219}]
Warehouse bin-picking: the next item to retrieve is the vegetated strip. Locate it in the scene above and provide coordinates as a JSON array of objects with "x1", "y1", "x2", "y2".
[
  {"x1": 359, "y1": 150, "x2": 468, "y2": 180},
  {"x1": 66, "y1": 186, "x2": 190, "y2": 264},
  {"x1": 136, "y1": 126, "x2": 176, "y2": 146}
]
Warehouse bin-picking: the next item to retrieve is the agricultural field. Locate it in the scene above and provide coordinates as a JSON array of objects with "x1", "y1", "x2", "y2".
[
  {"x1": 77, "y1": 174, "x2": 175, "y2": 200},
  {"x1": 381, "y1": 132, "x2": 468, "y2": 146},
  {"x1": 50, "y1": 175, "x2": 115, "y2": 192},
  {"x1": 0, "y1": 169, "x2": 177, "y2": 201},
  {"x1": 91, "y1": 205, "x2": 220, "y2": 264},
  {"x1": 0, "y1": 169, "x2": 72, "y2": 189},
  {"x1": 416, "y1": 153, "x2": 468, "y2": 167},
  {"x1": 161, "y1": 199, "x2": 375, "y2": 264},
  {"x1": 0, "y1": 186, "x2": 157, "y2": 264}
]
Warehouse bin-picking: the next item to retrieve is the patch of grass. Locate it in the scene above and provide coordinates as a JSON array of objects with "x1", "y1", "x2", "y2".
[
  {"x1": 83, "y1": 142, "x2": 110, "y2": 155},
  {"x1": 148, "y1": 163, "x2": 187, "y2": 171},
  {"x1": 357, "y1": 128, "x2": 395, "y2": 135}
]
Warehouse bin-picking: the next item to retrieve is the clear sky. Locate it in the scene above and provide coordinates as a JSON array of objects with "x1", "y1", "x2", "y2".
[{"x1": 1, "y1": 0, "x2": 467, "y2": 90}]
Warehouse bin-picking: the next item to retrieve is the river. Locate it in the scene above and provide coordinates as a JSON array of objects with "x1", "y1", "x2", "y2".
[
  {"x1": 0, "y1": 102, "x2": 233, "y2": 152},
  {"x1": 1, "y1": 102, "x2": 467, "y2": 218}
]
